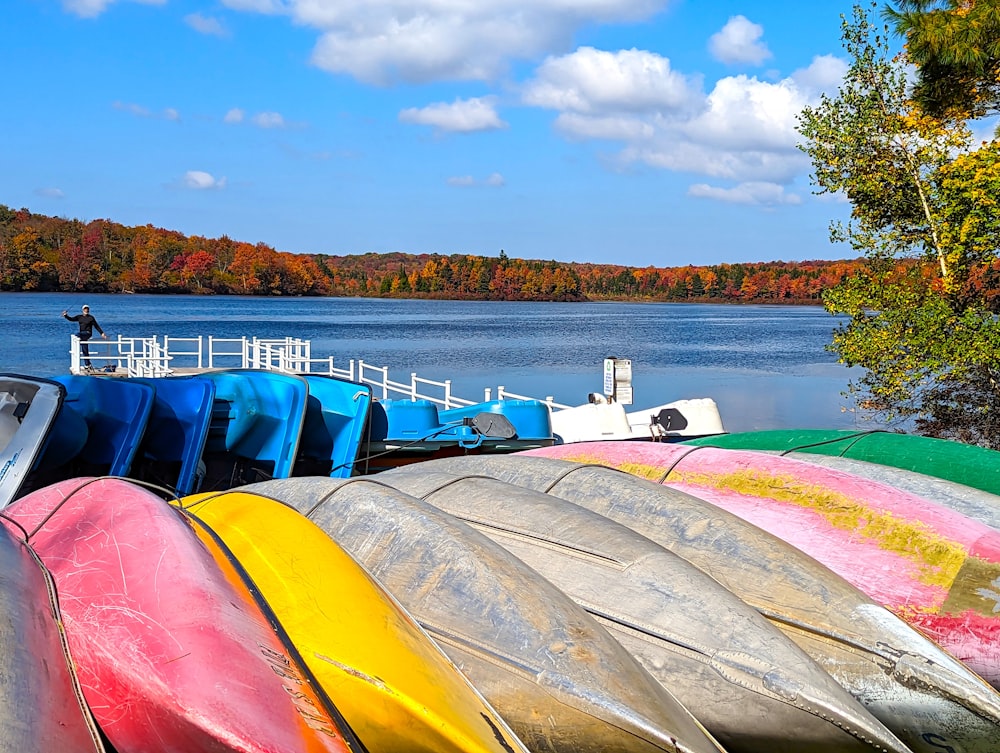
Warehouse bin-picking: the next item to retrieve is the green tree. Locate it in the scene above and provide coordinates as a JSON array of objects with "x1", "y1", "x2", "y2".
[
  {"x1": 885, "y1": 0, "x2": 1000, "y2": 119},
  {"x1": 798, "y1": 3, "x2": 1000, "y2": 447}
]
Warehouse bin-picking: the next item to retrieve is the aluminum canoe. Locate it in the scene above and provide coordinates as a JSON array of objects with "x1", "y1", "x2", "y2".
[
  {"x1": 511, "y1": 444, "x2": 1000, "y2": 753},
  {"x1": 377, "y1": 464, "x2": 913, "y2": 753},
  {"x1": 178, "y1": 488, "x2": 531, "y2": 753},
  {"x1": 0, "y1": 516, "x2": 106, "y2": 753},
  {"x1": 239, "y1": 475, "x2": 726, "y2": 753},
  {"x1": 530, "y1": 441, "x2": 1000, "y2": 689},
  {"x1": 0, "y1": 373, "x2": 64, "y2": 507},
  {"x1": 5, "y1": 477, "x2": 362, "y2": 753}
]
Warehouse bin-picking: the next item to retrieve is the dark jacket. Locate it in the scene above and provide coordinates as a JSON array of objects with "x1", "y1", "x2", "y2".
[{"x1": 64, "y1": 312, "x2": 104, "y2": 340}]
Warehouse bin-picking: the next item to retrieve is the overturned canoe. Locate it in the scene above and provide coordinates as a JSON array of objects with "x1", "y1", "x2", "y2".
[
  {"x1": 528, "y1": 441, "x2": 1000, "y2": 693},
  {"x1": 684, "y1": 428, "x2": 1000, "y2": 497},
  {"x1": 240, "y1": 475, "x2": 725, "y2": 753},
  {"x1": 6, "y1": 477, "x2": 361, "y2": 753},
  {"x1": 378, "y1": 464, "x2": 913, "y2": 753},
  {"x1": 0, "y1": 373, "x2": 65, "y2": 507},
  {"x1": 756, "y1": 452, "x2": 1000, "y2": 532},
  {"x1": 435, "y1": 451, "x2": 1000, "y2": 753},
  {"x1": 0, "y1": 517, "x2": 106, "y2": 753},
  {"x1": 179, "y1": 488, "x2": 531, "y2": 753}
]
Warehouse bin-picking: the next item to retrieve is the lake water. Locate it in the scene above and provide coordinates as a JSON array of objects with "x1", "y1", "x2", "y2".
[{"x1": 0, "y1": 292, "x2": 875, "y2": 433}]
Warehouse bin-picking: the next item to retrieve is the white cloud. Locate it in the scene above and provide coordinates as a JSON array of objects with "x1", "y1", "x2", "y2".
[
  {"x1": 113, "y1": 101, "x2": 181, "y2": 121},
  {"x1": 224, "y1": 108, "x2": 245, "y2": 124},
  {"x1": 185, "y1": 13, "x2": 229, "y2": 37},
  {"x1": 183, "y1": 171, "x2": 227, "y2": 190},
  {"x1": 35, "y1": 187, "x2": 65, "y2": 199},
  {"x1": 792, "y1": 54, "x2": 849, "y2": 94},
  {"x1": 553, "y1": 112, "x2": 655, "y2": 142},
  {"x1": 523, "y1": 47, "x2": 700, "y2": 114},
  {"x1": 113, "y1": 101, "x2": 151, "y2": 117},
  {"x1": 688, "y1": 181, "x2": 801, "y2": 206},
  {"x1": 62, "y1": 0, "x2": 165, "y2": 19},
  {"x1": 524, "y1": 48, "x2": 846, "y2": 191},
  {"x1": 709, "y1": 15, "x2": 771, "y2": 66},
  {"x1": 251, "y1": 111, "x2": 287, "y2": 128},
  {"x1": 683, "y1": 74, "x2": 803, "y2": 152},
  {"x1": 221, "y1": 0, "x2": 287, "y2": 12},
  {"x1": 217, "y1": 0, "x2": 669, "y2": 85},
  {"x1": 399, "y1": 97, "x2": 507, "y2": 133},
  {"x1": 447, "y1": 173, "x2": 506, "y2": 187}
]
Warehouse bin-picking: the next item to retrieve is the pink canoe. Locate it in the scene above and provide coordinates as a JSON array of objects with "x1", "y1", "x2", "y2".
[
  {"x1": 0, "y1": 520, "x2": 106, "y2": 752},
  {"x1": 525, "y1": 441, "x2": 1000, "y2": 689},
  {"x1": 4, "y1": 477, "x2": 361, "y2": 753}
]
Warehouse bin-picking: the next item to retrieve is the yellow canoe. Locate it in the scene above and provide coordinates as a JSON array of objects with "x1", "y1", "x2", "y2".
[{"x1": 178, "y1": 490, "x2": 529, "y2": 753}]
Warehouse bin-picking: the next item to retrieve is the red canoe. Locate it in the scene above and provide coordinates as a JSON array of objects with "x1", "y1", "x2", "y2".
[
  {"x1": 526, "y1": 441, "x2": 1000, "y2": 689},
  {"x1": 4, "y1": 477, "x2": 362, "y2": 753}
]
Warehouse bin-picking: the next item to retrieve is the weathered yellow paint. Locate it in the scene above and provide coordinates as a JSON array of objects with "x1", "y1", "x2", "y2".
[
  {"x1": 556, "y1": 452, "x2": 969, "y2": 592},
  {"x1": 672, "y1": 468, "x2": 968, "y2": 591}
]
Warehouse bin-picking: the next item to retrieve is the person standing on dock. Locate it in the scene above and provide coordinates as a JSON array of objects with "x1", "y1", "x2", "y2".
[{"x1": 62, "y1": 304, "x2": 108, "y2": 371}]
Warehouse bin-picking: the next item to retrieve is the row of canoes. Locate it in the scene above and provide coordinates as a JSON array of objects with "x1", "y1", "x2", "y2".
[{"x1": 6, "y1": 440, "x2": 1000, "y2": 753}]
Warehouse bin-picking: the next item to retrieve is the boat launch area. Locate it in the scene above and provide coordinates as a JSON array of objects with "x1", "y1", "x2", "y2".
[{"x1": 68, "y1": 333, "x2": 568, "y2": 411}]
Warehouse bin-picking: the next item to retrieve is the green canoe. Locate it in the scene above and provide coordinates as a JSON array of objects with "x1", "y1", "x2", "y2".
[{"x1": 683, "y1": 429, "x2": 1000, "y2": 496}]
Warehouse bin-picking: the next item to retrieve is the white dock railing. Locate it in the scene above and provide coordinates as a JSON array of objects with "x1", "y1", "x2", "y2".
[{"x1": 69, "y1": 334, "x2": 570, "y2": 411}]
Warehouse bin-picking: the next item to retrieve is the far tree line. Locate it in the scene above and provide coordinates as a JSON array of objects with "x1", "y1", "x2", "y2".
[{"x1": 0, "y1": 205, "x2": 861, "y2": 304}]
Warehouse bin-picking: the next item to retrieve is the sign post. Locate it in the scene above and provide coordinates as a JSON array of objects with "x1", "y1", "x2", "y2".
[{"x1": 602, "y1": 357, "x2": 633, "y2": 405}]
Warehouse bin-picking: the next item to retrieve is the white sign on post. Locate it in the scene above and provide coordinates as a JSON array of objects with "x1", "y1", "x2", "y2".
[{"x1": 603, "y1": 357, "x2": 634, "y2": 404}]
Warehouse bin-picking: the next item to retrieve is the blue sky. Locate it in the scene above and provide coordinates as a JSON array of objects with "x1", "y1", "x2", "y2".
[{"x1": 3, "y1": 0, "x2": 873, "y2": 266}]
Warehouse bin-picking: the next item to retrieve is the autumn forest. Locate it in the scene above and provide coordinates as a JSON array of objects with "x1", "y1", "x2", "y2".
[{"x1": 0, "y1": 205, "x2": 863, "y2": 303}]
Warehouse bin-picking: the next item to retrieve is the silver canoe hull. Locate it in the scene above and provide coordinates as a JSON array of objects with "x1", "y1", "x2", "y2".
[
  {"x1": 415, "y1": 454, "x2": 1000, "y2": 753},
  {"x1": 243, "y1": 475, "x2": 726, "y2": 753},
  {"x1": 377, "y1": 464, "x2": 912, "y2": 753},
  {"x1": 0, "y1": 521, "x2": 106, "y2": 752}
]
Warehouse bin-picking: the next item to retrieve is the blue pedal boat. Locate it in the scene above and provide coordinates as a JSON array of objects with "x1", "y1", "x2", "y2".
[
  {"x1": 25, "y1": 375, "x2": 155, "y2": 495},
  {"x1": 295, "y1": 374, "x2": 373, "y2": 478},
  {"x1": 130, "y1": 376, "x2": 215, "y2": 496},
  {"x1": 198, "y1": 369, "x2": 308, "y2": 490},
  {"x1": 362, "y1": 397, "x2": 554, "y2": 471}
]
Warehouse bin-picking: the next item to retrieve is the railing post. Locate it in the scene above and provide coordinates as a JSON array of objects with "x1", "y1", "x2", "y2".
[
  {"x1": 497, "y1": 385, "x2": 505, "y2": 400},
  {"x1": 484, "y1": 388, "x2": 492, "y2": 402},
  {"x1": 70, "y1": 335, "x2": 80, "y2": 373},
  {"x1": 411, "y1": 373, "x2": 419, "y2": 401}
]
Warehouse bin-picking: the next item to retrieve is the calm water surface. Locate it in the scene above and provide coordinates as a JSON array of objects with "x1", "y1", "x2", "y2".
[{"x1": 0, "y1": 292, "x2": 874, "y2": 433}]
